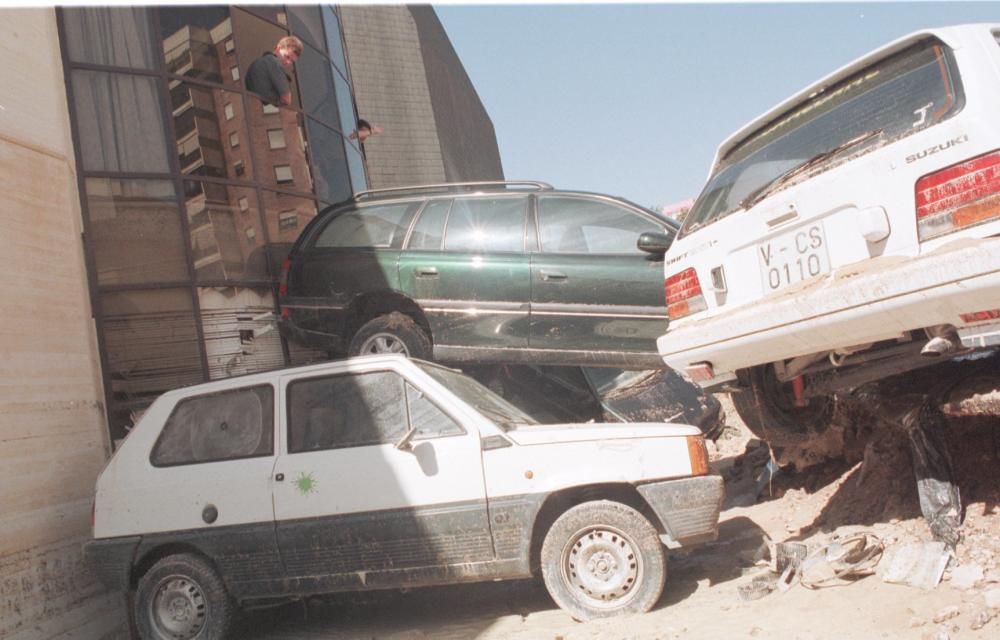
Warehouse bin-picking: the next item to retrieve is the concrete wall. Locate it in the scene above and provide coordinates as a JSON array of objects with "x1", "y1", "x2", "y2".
[
  {"x1": 0, "y1": 9, "x2": 123, "y2": 639},
  {"x1": 339, "y1": 5, "x2": 503, "y2": 189}
]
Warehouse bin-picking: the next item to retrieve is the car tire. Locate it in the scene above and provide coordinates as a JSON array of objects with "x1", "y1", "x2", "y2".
[
  {"x1": 540, "y1": 500, "x2": 666, "y2": 621},
  {"x1": 135, "y1": 553, "x2": 234, "y2": 640},
  {"x1": 348, "y1": 312, "x2": 431, "y2": 359},
  {"x1": 730, "y1": 364, "x2": 835, "y2": 448}
]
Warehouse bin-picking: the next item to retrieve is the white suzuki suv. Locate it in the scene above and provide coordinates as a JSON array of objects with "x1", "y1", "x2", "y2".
[
  {"x1": 657, "y1": 24, "x2": 1000, "y2": 445},
  {"x1": 84, "y1": 354, "x2": 722, "y2": 637}
]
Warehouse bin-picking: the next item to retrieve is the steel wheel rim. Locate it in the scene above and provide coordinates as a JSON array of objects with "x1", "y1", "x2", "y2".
[
  {"x1": 149, "y1": 575, "x2": 207, "y2": 640},
  {"x1": 359, "y1": 332, "x2": 409, "y2": 355},
  {"x1": 561, "y1": 524, "x2": 643, "y2": 609}
]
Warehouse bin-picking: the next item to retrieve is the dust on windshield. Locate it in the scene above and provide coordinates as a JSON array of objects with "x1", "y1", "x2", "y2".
[
  {"x1": 681, "y1": 37, "x2": 963, "y2": 236},
  {"x1": 417, "y1": 363, "x2": 538, "y2": 430}
]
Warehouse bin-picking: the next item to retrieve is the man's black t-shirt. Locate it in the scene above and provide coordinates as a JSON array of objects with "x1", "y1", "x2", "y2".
[{"x1": 245, "y1": 52, "x2": 290, "y2": 106}]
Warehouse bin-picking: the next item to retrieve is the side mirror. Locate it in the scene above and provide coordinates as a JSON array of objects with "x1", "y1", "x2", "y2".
[
  {"x1": 637, "y1": 230, "x2": 674, "y2": 255},
  {"x1": 395, "y1": 427, "x2": 417, "y2": 451}
]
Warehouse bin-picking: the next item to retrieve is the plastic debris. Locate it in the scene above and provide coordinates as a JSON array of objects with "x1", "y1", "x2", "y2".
[
  {"x1": 737, "y1": 573, "x2": 778, "y2": 601},
  {"x1": 883, "y1": 541, "x2": 953, "y2": 590},
  {"x1": 799, "y1": 533, "x2": 884, "y2": 589}
]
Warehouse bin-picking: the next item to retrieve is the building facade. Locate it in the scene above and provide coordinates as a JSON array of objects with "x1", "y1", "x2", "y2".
[{"x1": 0, "y1": 6, "x2": 500, "y2": 638}]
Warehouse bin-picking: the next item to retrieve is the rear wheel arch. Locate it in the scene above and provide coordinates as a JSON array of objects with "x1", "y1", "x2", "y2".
[
  {"x1": 131, "y1": 542, "x2": 220, "y2": 590},
  {"x1": 345, "y1": 291, "x2": 432, "y2": 346}
]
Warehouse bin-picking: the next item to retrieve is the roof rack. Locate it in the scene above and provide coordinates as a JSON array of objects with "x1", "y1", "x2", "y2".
[{"x1": 353, "y1": 181, "x2": 554, "y2": 201}]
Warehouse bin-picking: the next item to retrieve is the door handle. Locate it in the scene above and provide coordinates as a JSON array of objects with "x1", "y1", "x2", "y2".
[
  {"x1": 540, "y1": 270, "x2": 567, "y2": 282},
  {"x1": 414, "y1": 266, "x2": 439, "y2": 277},
  {"x1": 275, "y1": 473, "x2": 284, "y2": 482}
]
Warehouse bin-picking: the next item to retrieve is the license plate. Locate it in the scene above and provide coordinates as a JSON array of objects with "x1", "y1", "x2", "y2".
[{"x1": 757, "y1": 223, "x2": 830, "y2": 292}]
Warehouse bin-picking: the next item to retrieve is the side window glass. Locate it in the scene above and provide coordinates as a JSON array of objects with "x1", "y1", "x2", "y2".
[
  {"x1": 313, "y1": 204, "x2": 412, "y2": 248},
  {"x1": 537, "y1": 197, "x2": 659, "y2": 254},
  {"x1": 406, "y1": 383, "x2": 463, "y2": 439},
  {"x1": 444, "y1": 197, "x2": 526, "y2": 253},
  {"x1": 152, "y1": 385, "x2": 274, "y2": 466},
  {"x1": 407, "y1": 200, "x2": 451, "y2": 250},
  {"x1": 288, "y1": 371, "x2": 407, "y2": 452}
]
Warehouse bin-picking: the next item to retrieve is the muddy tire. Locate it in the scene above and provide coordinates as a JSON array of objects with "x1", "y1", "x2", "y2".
[
  {"x1": 348, "y1": 312, "x2": 431, "y2": 359},
  {"x1": 731, "y1": 364, "x2": 835, "y2": 448},
  {"x1": 135, "y1": 553, "x2": 234, "y2": 640},
  {"x1": 540, "y1": 500, "x2": 666, "y2": 621}
]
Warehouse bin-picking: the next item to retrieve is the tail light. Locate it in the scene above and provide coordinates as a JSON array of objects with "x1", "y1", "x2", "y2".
[
  {"x1": 686, "y1": 435, "x2": 709, "y2": 476},
  {"x1": 916, "y1": 149, "x2": 1000, "y2": 241},
  {"x1": 278, "y1": 259, "x2": 291, "y2": 318},
  {"x1": 666, "y1": 268, "x2": 707, "y2": 321}
]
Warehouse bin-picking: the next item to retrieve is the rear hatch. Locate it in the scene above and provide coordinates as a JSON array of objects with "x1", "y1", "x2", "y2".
[{"x1": 666, "y1": 26, "x2": 1000, "y2": 325}]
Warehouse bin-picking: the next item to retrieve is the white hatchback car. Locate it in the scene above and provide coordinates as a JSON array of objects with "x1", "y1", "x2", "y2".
[
  {"x1": 658, "y1": 23, "x2": 1000, "y2": 446},
  {"x1": 84, "y1": 355, "x2": 723, "y2": 638}
]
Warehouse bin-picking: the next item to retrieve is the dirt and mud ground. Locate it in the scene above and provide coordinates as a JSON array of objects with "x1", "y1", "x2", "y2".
[{"x1": 241, "y1": 396, "x2": 1000, "y2": 640}]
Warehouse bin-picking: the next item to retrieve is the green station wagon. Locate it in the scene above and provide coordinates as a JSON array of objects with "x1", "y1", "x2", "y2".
[{"x1": 278, "y1": 182, "x2": 677, "y2": 368}]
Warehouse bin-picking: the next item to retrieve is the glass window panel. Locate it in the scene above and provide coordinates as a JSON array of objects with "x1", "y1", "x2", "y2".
[
  {"x1": 85, "y1": 179, "x2": 187, "y2": 286},
  {"x1": 314, "y1": 203, "x2": 412, "y2": 248},
  {"x1": 407, "y1": 199, "x2": 451, "y2": 250},
  {"x1": 71, "y1": 70, "x2": 169, "y2": 173},
  {"x1": 288, "y1": 5, "x2": 325, "y2": 51},
  {"x1": 262, "y1": 190, "x2": 318, "y2": 250},
  {"x1": 62, "y1": 7, "x2": 156, "y2": 69},
  {"x1": 537, "y1": 197, "x2": 659, "y2": 254},
  {"x1": 274, "y1": 165, "x2": 294, "y2": 183},
  {"x1": 172, "y1": 81, "x2": 255, "y2": 182},
  {"x1": 158, "y1": 6, "x2": 230, "y2": 84},
  {"x1": 304, "y1": 118, "x2": 352, "y2": 204},
  {"x1": 267, "y1": 128, "x2": 287, "y2": 149},
  {"x1": 333, "y1": 72, "x2": 357, "y2": 138},
  {"x1": 288, "y1": 371, "x2": 407, "y2": 452},
  {"x1": 199, "y1": 287, "x2": 285, "y2": 379},
  {"x1": 230, "y1": 9, "x2": 300, "y2": 109},
  {"x1": 249, "y1": 108, "x2": 313, "y2": 193},
  {"x1": 346, "y1": 143, "x2": 368, "y2": 196},
  {"x1": 101, "y1": 288, "x2": 204, "y2": 440},
  {"x1": 184, "y1": 181, "x2": 269, "y2": 282},
  {"x1": 444, "y1": 197, "x2": 526, "y2": 253},
  {"x1": 298, "y1": 43, "x2": 339, "y2": 127},
  {"x1": 152, "y1": 385, "x2": 273, "y2": 465},
  {"x1": 407, "y1": 383, "x2": 463, "y2": 439},
  {"x1": 322, "y1": 7, "x2": 349, "y2": 76},
  {"x1": 239, "y1": 6, "x2": 287, "y2": 27}
]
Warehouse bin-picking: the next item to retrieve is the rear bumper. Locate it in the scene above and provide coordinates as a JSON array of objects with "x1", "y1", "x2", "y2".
[
  {"x1": 637, "y1": 475, "x2": 724, "y2": 548},
  {"x1": 83, "y1": 536, "x2": 141, "y2": 592},
  {"x1": 657, "y1": 239, "x2": 1000, "y2": 386}
]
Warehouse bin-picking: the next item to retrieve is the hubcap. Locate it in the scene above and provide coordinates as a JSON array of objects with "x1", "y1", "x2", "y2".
[
  {"x1": 562, "y1": 526, "x2": 642, "y2": 609},
  {"x1": 150, "y1": 576, "x2": 207, "y2": 639},
  {"x1": 359, "y1": 332, "x2": 409, "y2": 355}
]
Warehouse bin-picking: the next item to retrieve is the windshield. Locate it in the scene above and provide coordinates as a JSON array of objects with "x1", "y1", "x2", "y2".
[
  {"x1": 681, "y1": 37, "x2": 963, "y2": 236},
  {"x1": 417, "y1": 363, "x2": 538, "y2": 430}
]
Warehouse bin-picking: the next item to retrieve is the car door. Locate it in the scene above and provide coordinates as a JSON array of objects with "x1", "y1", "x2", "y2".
[
  {"x1": 397, "y1": 196, "x2": 531, "y2": 360},
  {"x1": 137, "y1": 384, "x2": 282, "y2": 598},
  {"x1": 530, "y1": 195, "x2": 669, "y2": 360},
  {"x1": 271, "y1": 366, "x2": 492, "y2": 590}
]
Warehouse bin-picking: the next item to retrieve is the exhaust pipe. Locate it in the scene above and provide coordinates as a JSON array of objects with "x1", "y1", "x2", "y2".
[{"x1": 921, "y1": 325, "x2": 960, "y2": 357}]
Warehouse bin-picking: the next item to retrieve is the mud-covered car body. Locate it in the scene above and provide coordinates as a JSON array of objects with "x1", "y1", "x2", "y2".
[
  {"x1": 277, "y1": 181, "x2": 677, "y2": 369},
  {"x1": 84, "y1": 355, "x2": 722, "y2": 633},
  {"x1": 657, "y1": 24, "x2": 1000, "y2": 440}
]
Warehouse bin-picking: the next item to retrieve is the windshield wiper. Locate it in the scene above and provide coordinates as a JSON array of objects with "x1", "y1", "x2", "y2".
[{"x1": 739, "y1": 128, "x2": 884, "y2": 210}]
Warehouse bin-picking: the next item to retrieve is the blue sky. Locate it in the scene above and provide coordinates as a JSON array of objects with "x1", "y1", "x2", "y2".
[{"x1": 435, "y1": 2, "x2": 1000, "y2": 209}]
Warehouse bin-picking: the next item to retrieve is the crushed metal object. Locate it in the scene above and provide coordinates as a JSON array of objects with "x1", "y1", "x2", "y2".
[{"x1": 799, "y1": 533, "x2": 885, "y2": 589}]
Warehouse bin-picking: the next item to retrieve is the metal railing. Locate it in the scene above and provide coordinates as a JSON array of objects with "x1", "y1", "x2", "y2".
[{"x1": 353, "y1": 180, "x2": 554, "y2": 201}]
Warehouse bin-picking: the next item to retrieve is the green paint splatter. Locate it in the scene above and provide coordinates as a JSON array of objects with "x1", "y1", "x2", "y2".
[{"x1": 295, "y1": 472, "x2": 317, "y2": 496}]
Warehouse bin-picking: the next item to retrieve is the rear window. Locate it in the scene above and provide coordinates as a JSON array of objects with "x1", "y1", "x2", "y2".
[
  {"x1": 682, "y1": 37, "x2": 964, "y2": 235},
  {"x1": 313, "y1": 203, "x2": 413, "y2": 248}
]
